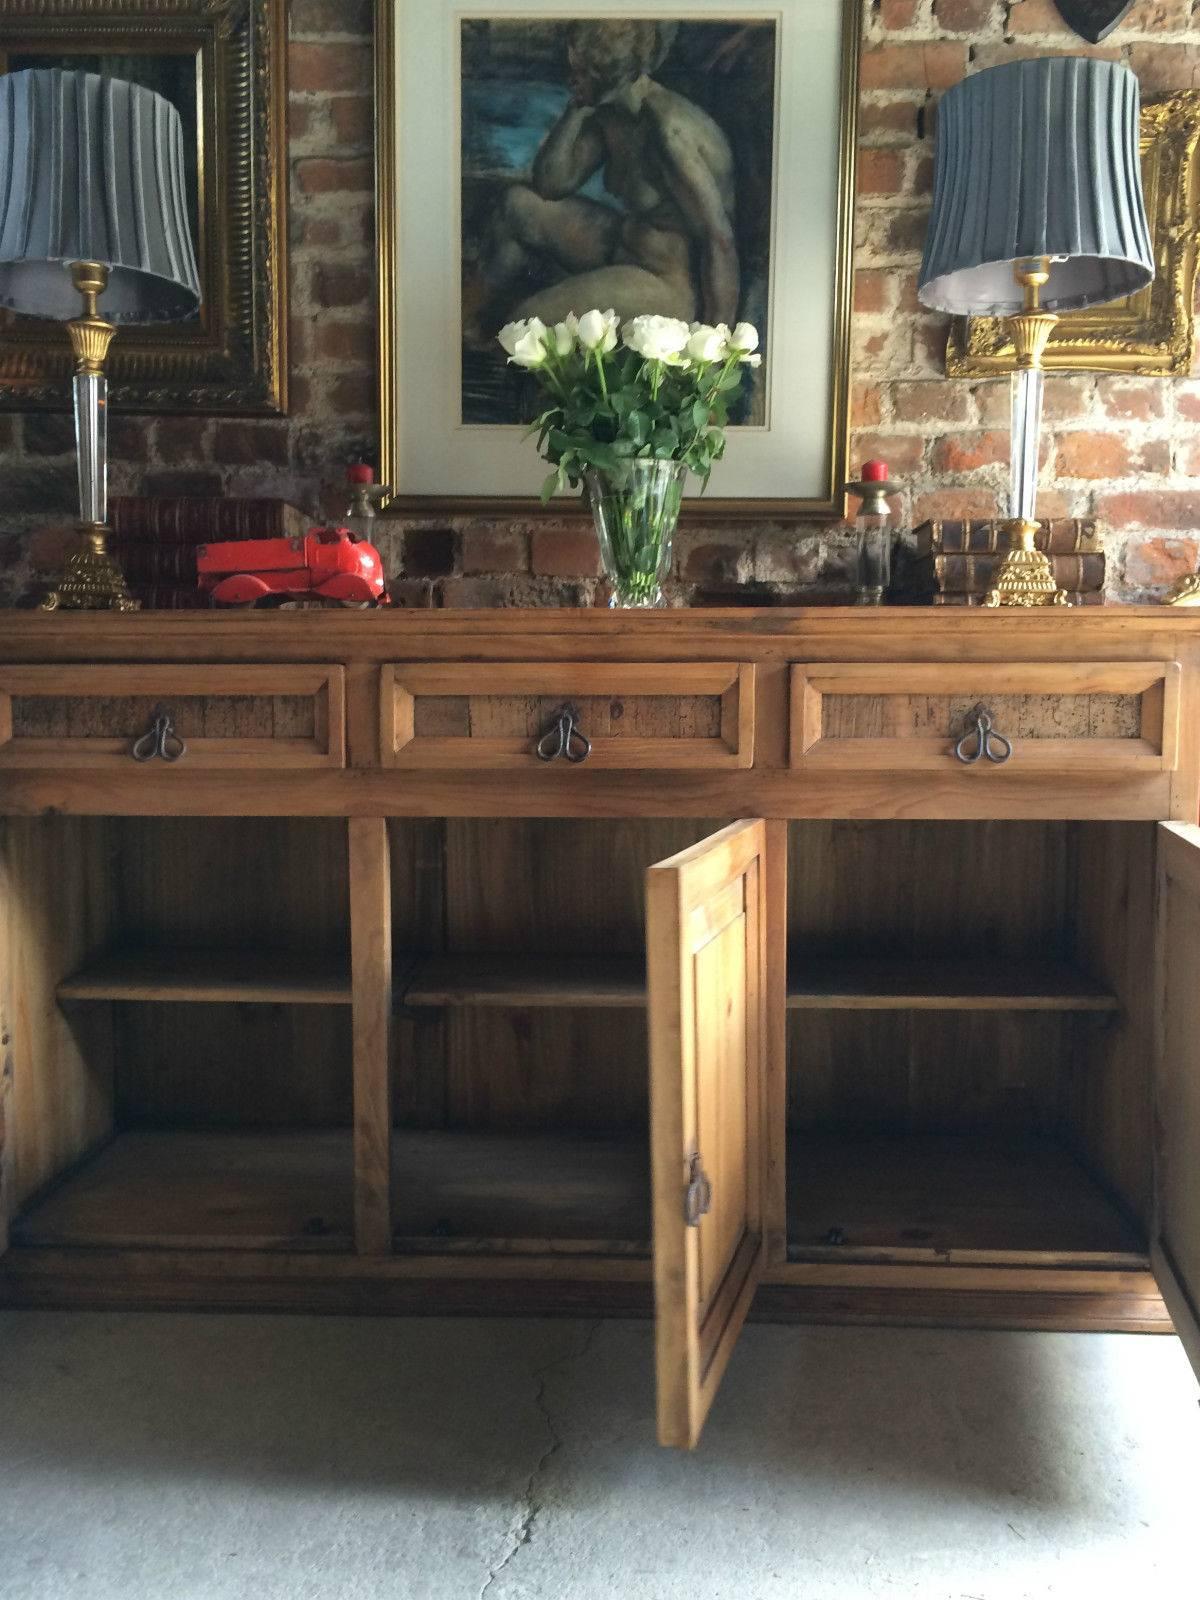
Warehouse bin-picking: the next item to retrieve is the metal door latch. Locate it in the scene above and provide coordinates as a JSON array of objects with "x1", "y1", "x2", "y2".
[
  {"x1": 131, "y1": 707, "x2": 187, "y2": 763},
  {"x1": 684, "y1": 1152, "x2": 712, "y2": 1227},
  {"x1": 535, "y1": 704, "x2": 592, "y2": 764},
  {"x1": 953, "y1": 703, "x2": 1012, "y2": 765}
]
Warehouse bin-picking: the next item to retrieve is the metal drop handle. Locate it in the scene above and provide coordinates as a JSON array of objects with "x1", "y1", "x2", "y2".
[
  {"x1": 953, "y1": 703, "x2": 1012, "y2": 766},
  {"x1": 683, "y1": 1152, "x2": 712, "y2": 1228},
  {"x1": 131, "y1": 707, "x2": 187, "y2": 763},
  {"x1": 534, "y1": 705, "x2": 591, "y2": 764}
]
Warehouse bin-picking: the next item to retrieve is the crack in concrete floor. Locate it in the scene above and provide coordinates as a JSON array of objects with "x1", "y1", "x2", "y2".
[{"x1": 479, "y1": 1320, "x2": 604, "y2": 1599}]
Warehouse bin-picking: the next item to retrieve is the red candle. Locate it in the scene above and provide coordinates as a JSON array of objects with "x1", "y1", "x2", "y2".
[{"x1": 860, "y1": 459, "x2": 888, "y2": 482}]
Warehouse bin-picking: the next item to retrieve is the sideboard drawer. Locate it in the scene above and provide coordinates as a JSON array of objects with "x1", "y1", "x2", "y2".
[
  {"x1": 381, "y1": 662, "x2": 755, "y2": 769},
  {"x1": 0, "y1": 665, "x2": 345, "y2": 769},
  {"x1": 789, "y1": 662, "x2": 1180, "y2": 774}
]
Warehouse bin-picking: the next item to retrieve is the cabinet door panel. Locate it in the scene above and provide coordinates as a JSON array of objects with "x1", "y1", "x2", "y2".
[
  {"x1": 647, "y1": 818, "x2": 767, "y2": 1448},
  {"x1": 1155, "y1": 822, "x2": 1200, "y2": 1382}
]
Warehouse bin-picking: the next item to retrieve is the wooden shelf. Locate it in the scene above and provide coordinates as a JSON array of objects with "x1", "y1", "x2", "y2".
[
  {"x1": 400, "y1": 954, "x2": 647, "y2": 1010},
  {"x1": 13, "y1": 1131, "x2": 354, "y2": 1251},
  {"x1": 786, "y1": 957, "x2": 1118, "y2": 1012},
  {"x1": 11, "y1": 1128, "x2": 649, "y2": 1257},
  {"x1": 392, "y1": 1129, "x2": 650, "y2": 1252},
  {"x1": 14, "y1": 1125, "x2": 1143, "y2": 1267},
  {"x1": 58, "y1": 946, "x2": 353, "y2": 1006},
  {"x1": 787, "y1": 1132, "x2": 1146, "y2": 1264},
  {"x1": 56, "y1": 948, "x2": 1117, "y2": 1019},
  {"x1": 397, "y1": 952, "x2": 1115, "y2": 1014}
]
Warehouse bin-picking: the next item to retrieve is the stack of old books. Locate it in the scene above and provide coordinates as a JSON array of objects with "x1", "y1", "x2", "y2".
[
  {"x1": 107, "y1": 496, "x2": 309, "y2": 609},
  {"x1": 896, "y1": 518, "x2": 1104, "y2": 606}
]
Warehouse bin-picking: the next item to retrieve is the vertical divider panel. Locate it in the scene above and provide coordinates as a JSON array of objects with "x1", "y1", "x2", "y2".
[
  {"x1": 1, "y1": 816, "x2": 116, "y2": 1223},
  {"x1": 350, "y1": 817, "x2": 394, "y2": 1255}
]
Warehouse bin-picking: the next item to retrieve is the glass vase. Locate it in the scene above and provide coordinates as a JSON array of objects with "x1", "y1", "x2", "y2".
[{"x1": 584, "y1": 459, "x2": 685, "y2": 608}]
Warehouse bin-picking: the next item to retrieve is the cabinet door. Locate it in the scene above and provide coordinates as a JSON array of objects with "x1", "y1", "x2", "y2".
[
  {"x1": 646, "y1": 819, "x2": 768, "y2": 1448},
  {"x1": 1155, "y1": 822, "x2": 1200, "y2": 1383}
]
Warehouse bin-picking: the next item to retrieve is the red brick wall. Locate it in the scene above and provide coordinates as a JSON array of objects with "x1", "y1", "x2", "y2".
[{"x1": 2, "y1": 0, "x2": 1199, "y2": 604}]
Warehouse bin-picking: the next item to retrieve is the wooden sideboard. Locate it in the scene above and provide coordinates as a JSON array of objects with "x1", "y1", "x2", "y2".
[{"x1": 0, "y1": 608, "x2": 1198, "y2": 1448}]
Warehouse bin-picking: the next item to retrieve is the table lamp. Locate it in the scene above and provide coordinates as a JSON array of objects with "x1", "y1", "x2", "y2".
[
  {"x1": 918, "y1": 57, "x2": 1153, "y2": 606},
  {"x1": 0, "y1": 69, "x2": 201, "y2": 610}
]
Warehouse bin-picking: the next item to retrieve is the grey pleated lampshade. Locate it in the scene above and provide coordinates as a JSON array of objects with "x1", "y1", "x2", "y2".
[
  {"x1": 0, "y1": 68, "x2": 200, "y2": 323},
  {"x1": 918, "y1": 57, "x2": 1154, "y2": 316}
]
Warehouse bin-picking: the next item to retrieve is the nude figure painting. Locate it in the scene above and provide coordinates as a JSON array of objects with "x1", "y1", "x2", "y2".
[{"x1": 460, "y1": 17, "x2": 776, "y2": 428}]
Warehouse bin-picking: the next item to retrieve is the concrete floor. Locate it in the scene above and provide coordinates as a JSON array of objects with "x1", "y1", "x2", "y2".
[{"x1": 0, "y1": 1312, "x2": 1195, "y2": 1600}]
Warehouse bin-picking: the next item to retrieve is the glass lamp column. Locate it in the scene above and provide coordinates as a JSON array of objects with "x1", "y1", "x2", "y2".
[
  {"x1": 984, "y1": 258, "x2": 1065, "y2": 608},
  {"x1": 40, "y1": 261, "x2": 138, "y2": 612}
]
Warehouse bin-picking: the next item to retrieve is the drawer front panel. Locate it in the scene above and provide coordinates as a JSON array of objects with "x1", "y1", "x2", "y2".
[
  {"x1": 0, "y1": 665, "x2": 345, "y2": 769},
  {"x1": 382, "y1": 663, "x2": 755, "y2": 769},
  {"x1": 790, "y1": 662, "x2": 1180, "y2": 774}
]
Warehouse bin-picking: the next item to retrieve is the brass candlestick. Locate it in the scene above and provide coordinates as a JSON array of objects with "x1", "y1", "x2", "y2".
[
  {"x1": 40, "y1": 260, "x2": 139, "y2": 612},
  {"x1": 984, "y1": 259, "x2": 1068, "y2": 609}
]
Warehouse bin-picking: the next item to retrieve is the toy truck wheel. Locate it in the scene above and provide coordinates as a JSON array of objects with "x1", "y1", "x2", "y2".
[
  {"x1": 210, "y1": 574, "x2": 273, "y2": 606},
  {"x1": 314, "y1": 573, "x2": 378, "y2": 605}
]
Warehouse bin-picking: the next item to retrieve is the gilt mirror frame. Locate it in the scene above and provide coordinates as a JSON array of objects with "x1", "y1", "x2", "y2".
[
  {"x1": 0, "y1": 0, "x2": 288, "y2": 416},
  {"x1": 375, "y1": 0, "x2": 860, "y2": 520},
  {"x1": 947, "y1": 90, "x2": 1200, "y2": 378}
]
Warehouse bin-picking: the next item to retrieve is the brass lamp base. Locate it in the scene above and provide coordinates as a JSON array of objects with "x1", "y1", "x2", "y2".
[
  {"x1": 983, "y1": 519, "x2": 1070, "y2": 608},
  {"x1": 36, "y1": 261, "x2": 139, "y2": 611},
  {"x1": 40, "y1": 523, "x2": 139, "y2": 612}
]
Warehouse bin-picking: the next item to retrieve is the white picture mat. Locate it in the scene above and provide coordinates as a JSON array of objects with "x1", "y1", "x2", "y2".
[{"x1": 387, "y1": 0, "x2": 845, "y2": 501}]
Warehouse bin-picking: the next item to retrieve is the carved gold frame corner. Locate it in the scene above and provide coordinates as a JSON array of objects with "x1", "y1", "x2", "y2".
[
  {"x1": 947, "y1": 90, "x2": 1200, "y2": 378},
  {"x1": 1164, "y1": 573, "x2": 1200, "y2": 604},
  {"x1": 0, "y1": 0, "x2": 288, "y2": 415}
]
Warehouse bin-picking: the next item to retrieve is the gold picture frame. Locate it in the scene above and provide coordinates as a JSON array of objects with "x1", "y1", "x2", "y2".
[
  {"x1": 947, "y1": 90, "x2": 1200, "y2": 378},
  {"x1": 0, "y1": 0, "x2": 288, "y2": 415},
  {"x1": 375, "y1": 0, "x2": 860, "y2": 520}
]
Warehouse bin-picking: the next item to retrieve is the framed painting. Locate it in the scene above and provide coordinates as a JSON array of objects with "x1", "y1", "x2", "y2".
[
  {"x1": 0, "y1": 0, "x2": 288, "y2": 415},
  {"x1": 376, "y1": 0, "x2": 860, "y2": 518},
  {"x1": 947, "y1": 90, "x2": 1200, "y2": 378}
]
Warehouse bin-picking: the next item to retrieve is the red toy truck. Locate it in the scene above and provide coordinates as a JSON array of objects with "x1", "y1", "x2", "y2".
[{"x1": 197, "y1": 528, "x2": 391, "y2": 607}]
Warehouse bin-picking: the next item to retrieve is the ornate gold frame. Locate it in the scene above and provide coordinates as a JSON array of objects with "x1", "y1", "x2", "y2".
[
  {"x1": 947, "y1": 90, "x2": 1200, "y2": 378},
  {"x1": 0, "y1": 0, "x2": 287, "y2": 415},
  {"x1": 375, "y1": 0, "x2": 860, "y2": 521}
]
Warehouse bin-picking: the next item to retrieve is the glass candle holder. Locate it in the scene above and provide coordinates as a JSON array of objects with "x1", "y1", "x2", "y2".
[{"x1": 846, "y1": 461, "x2": 894, "y2": 604}]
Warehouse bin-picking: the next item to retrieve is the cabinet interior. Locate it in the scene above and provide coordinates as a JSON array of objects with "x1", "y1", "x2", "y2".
[
  {"x1": 3, "y1": 814, "x2": 1155, "y2": 1271},
  {"x1": 784, "y1": 820, "x2": 1152, "y2": 1266},
  {"x1": 6, "y1": 816, "x2": 355, "y2": 1252}
]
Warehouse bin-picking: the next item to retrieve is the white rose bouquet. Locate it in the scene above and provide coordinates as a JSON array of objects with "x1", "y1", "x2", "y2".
[{"x1": 497, "y1": 310, "x2": 761, "y2": 503}]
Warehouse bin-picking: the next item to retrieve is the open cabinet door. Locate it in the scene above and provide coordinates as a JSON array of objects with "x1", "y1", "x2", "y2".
[
  {"x1": 647, "y1": 818, "x2": 768, "y2": 1448},
  {"x1": 0, "y1": 821, "x2": 10, "y2": 1258},
  {"x1": 1154, "y1": 822, "x2": 1200, "y2": 1382}
]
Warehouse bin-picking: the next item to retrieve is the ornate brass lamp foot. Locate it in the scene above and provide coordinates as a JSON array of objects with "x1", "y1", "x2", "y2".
[
  {"x1": 40, "y1": 522, "x2": 139, "y2": 612},
  {"x1": 983, "y1": 518, "x2": 1070, "y2": 608}
]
